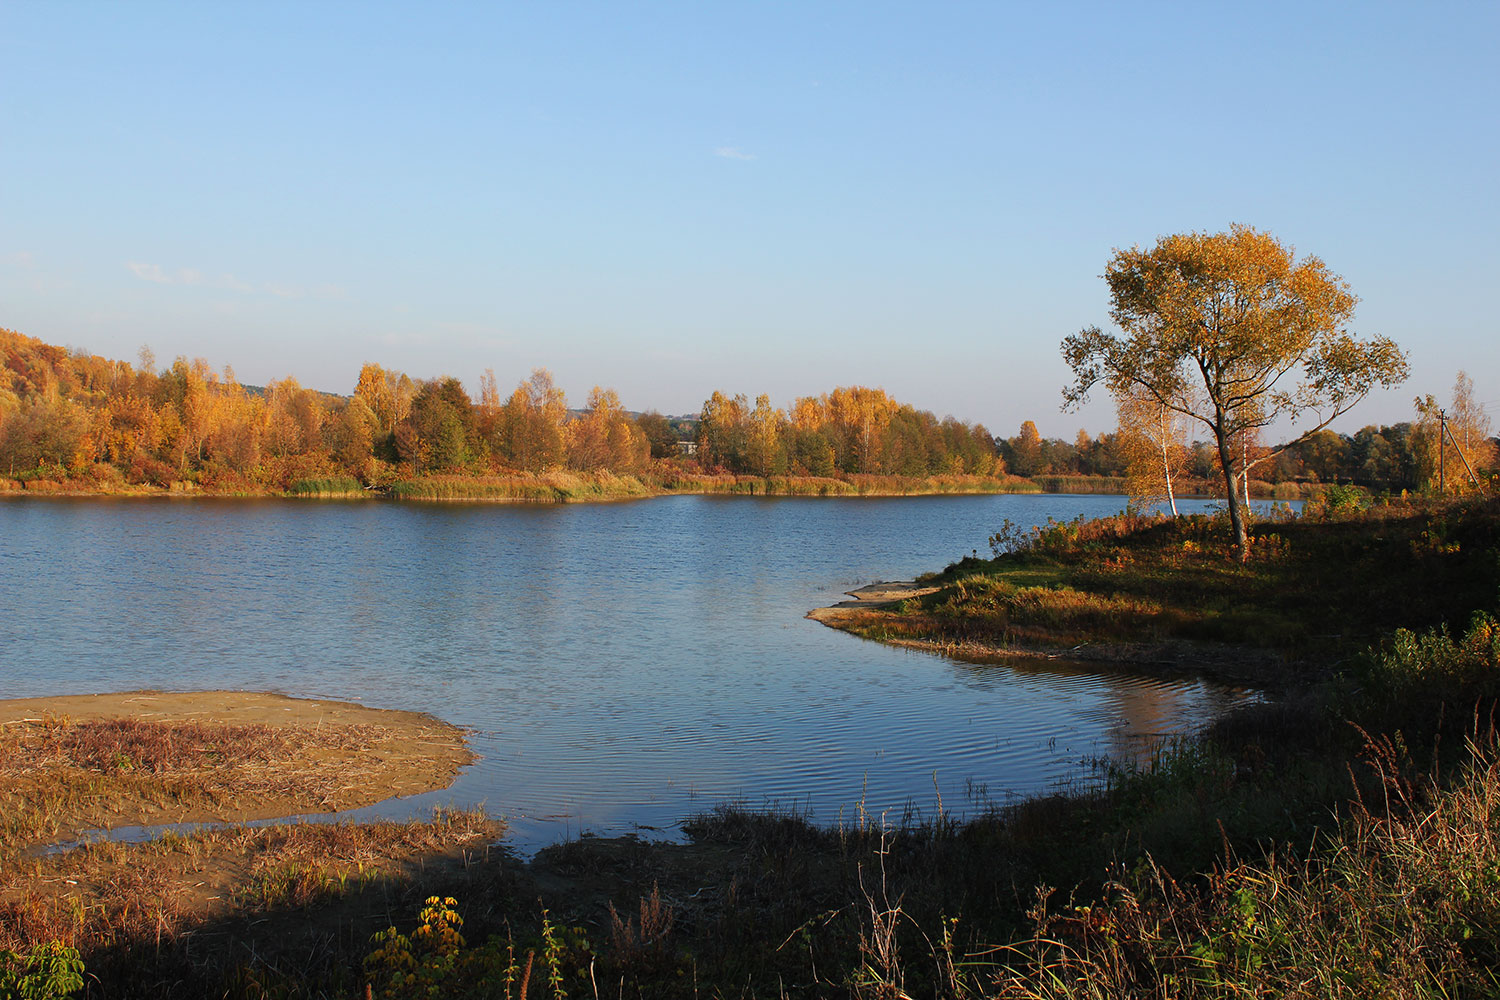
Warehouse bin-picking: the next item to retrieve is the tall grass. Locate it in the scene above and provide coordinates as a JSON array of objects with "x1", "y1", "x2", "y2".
[
  {"x1": 286, "y1": 476, "x2": 365, "y2": 497},
  {"x1": 386, "y1": 471, "x2": 654, "y2": 502},
  {"x1": 1031, "y1": 475, "x2": 1129, "y2": 494},
  {"x1": 386, "y1": 471, "x2": 1039, "y2": 501},
  {"x1": 985, "y1": 724, "x2": 1500, "y2": 999},
  {"x1": 665, "y1": 472, "x2": 1041, "y2": 496}
]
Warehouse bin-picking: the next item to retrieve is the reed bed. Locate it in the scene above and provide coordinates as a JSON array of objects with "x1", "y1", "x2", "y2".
[
  {"x1": 286, "y1": 475, "x2": 366, "y2": 497},
  {"x1": 386, "y1": 470, "x2": 654, "y2": 502}
]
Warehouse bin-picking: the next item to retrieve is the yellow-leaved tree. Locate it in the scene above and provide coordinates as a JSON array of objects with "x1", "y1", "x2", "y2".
[
  {"x1": 1063, "y1": 225, "x2": 1408, "y2": 559},
  {"x1": 1117, "y1": 386, "x2": 1189, "y2": 515}
]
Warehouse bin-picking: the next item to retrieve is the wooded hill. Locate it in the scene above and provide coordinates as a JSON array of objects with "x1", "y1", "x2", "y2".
[{"x1": 2, "y1": 328, "x2": 1492, "y2": 497}]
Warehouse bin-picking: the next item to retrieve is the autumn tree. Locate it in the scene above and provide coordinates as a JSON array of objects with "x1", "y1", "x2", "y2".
[
  {"x1": 95, "y1": 393, "x2": 160, "y2": 469},
  {"x1": 697, "y1": 391, "x2": 750, "y2": 471},
  {"x1": 1063, "y1": 225, "x2": 1409, "y2": 559},
  {"x1": 566, "y1": 386, "x2": 647, "y2": 471},
  {"x1": 326, "y1": 397, "x2": 378, "y2": 472},
  {"x1": 498, "y1": 369, "x2": 567, "y2": 471},
  {"x1": 745, "y1": 395, "x2": 786, "y2": 477},
  {"x1": 826, "y1": 386, "x2": 897, "y2": 473},
  {"x1": 263, "y1": 377, "x2": 325, "y2": 457},
  {"x1": 353, "y1": 362, "x2": 416, "y2": 456},
  {"x1": 1007, "y1": 421, "x2": 1044, "y2": 476},
  {"x1": 476, "y1": 368, "x2": 502, "y2": 449},
  {"x1": 1117, "y1": 387, "x2": 1188, "y2": 514},
  {"x1": 203, "y1": 368, "x2": 262, "y2": 472},
  {"x1": 635, "y1": 411, "x2": 681, "y2": 460},
  {"x1": 152, "y1": 357, "x2": 217, "y2": 468},
  {"x1": 401, "y1": 377, "x2": 474, "y2": 472},
  {"x1": 354, "y1": 363, "x2": 397, "y2": 433},
  {"x1": 0, "y1": 388, "x2": 88, "y2": 475}
]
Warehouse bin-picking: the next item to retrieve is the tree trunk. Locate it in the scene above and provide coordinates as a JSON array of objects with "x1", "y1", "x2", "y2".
[
  {"x1": 1215, "y1": 418, "x2": 1249, "y2": 561},
  {"x1": 1159, "y1": 403, "x2": 1178, "y2": 516}
]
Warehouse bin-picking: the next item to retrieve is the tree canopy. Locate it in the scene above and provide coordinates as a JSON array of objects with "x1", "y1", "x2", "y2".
[{"x1": 1062, "y1": 225, "x2": 1409, "y2": 558}]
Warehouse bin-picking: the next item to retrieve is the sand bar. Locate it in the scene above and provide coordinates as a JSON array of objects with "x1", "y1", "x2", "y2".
[{"x1": 0, "y1": 690, "x2": 475, "y2": 843}]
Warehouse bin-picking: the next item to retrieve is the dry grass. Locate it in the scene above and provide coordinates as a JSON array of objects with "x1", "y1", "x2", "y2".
[
  {"x1": 985, "y1": 726, "x2": 1500, "y2": 999},
  {"x1": 0, "y1": 715, "x2": 467, "y2": 861},
  {"x1": 0, "y1": 705, "x2": 499, "y2": 997},
  {"x1": 0, "y1": 808, "x2": 502, "y2": 995}
]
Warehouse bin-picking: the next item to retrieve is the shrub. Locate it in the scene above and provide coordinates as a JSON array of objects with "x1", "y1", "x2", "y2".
[
  {"x1": 0, "y1": 942, "x2": 85, "y2": 1000},
  {"x1": 1366, "y1": 613, "x2": 1500, "y2": 700}
]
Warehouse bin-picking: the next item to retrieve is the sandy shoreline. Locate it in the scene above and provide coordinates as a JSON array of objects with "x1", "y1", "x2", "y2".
[{"x1": 0, "y1": 690, "x2": 474, "y2": 839}]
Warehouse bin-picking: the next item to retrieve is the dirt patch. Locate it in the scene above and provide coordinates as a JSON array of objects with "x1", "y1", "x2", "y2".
[
  {"x1": 0, "y1": 690, "x2": 474, "y2": 851},
  {"x1": 809, "y1": 579, "x2": 938, "y2": 614}
]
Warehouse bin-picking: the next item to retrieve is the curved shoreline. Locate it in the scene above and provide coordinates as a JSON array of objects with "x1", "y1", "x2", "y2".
[{"x1": 808, "y1": 581, "x2": 1295, "y2": 688}]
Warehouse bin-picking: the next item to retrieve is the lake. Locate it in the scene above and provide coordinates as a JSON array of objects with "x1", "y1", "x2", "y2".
[{"x1": 1, "y1": 493, "x2": 1261, "y2": 848}]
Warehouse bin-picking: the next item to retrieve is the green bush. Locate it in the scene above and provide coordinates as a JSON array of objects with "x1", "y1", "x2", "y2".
[
  {"x1": 0, "y1": 942, "x2": 85, "y2": 1000},
  {"x1": 1366, "y1": 613, "x2": 1500, "y2": 699}
]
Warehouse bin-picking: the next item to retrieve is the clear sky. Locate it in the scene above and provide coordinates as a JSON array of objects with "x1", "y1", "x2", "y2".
[{"x1": 3, "y1": 1, "x2": 1496, "y2": 439}]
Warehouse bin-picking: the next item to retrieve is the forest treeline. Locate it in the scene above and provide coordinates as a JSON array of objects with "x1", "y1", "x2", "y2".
[
  {"x1": 994, "y1": 408, "x2": 1497, "y2": 496},
  {"x1": 0, "y1": 329, "x2": 1004, "y2": 491},
  {"x1": 0, "y1": 328, "x2": 1492, "y2": 496}
]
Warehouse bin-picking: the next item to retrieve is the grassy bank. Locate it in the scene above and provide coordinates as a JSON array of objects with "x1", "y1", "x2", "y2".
[
  {"x1": 335, "y1": 470, "x2": 1044, "y2": 502},
  {"x1": 815, "y1": 497, "x2": 1499, "y2": 682},
  {"x1": 0, "y1": 467, "x2": 1350, "y2": 503},
  {"x1": 5, "y1": 500, "x2": 1499, "y2": 997}
]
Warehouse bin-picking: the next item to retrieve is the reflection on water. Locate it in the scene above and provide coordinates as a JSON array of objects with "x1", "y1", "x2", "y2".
[{"x1": 1, "y1": 493, "x2": 1260, "y2": 848}]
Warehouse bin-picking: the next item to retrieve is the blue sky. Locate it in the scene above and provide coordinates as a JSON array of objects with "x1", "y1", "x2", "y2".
[{"x1": 3, "y1": 2, "x2": 1496, "y2": 438}]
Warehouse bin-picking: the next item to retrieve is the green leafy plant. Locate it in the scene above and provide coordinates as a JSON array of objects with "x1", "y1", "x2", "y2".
[{"x1": 0, "y1": 942, "x2": 85, "y2": 1000}]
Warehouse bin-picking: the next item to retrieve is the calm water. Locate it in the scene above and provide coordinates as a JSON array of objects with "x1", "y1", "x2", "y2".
[{"x1": 1, "y1": 494, "x2": 1259, "y2": 848}]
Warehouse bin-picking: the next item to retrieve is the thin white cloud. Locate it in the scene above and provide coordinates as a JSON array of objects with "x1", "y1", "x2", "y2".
[
  {"x1": 713, "y1": 146, "x2": 756, "y2": 161},
  {"x1": 127, "y1": 261, "x2": 174, "y2": 283},
  {"x1": 125, "y1": 261, "x2": 334, "y2": 298},
  {"x1": 4, "y1": 251, "x2": 36, "y2": 268}
]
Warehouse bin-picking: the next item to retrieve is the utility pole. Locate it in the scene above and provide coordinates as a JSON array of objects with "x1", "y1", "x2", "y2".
[
  {"x1": 1442, "y1": 410, "x2": 1484, "y2": 491},
  {"x1": 1437, "y1": 409, "x2": 1446, "y2": 495}
]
